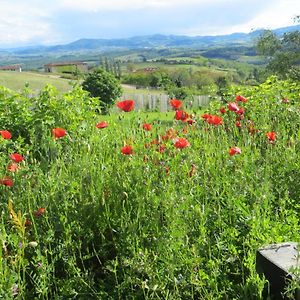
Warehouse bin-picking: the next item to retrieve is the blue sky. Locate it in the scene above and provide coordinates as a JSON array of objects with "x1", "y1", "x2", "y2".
[{"x1": 0, "y1": 0, "x2": 299, "y2": 47}]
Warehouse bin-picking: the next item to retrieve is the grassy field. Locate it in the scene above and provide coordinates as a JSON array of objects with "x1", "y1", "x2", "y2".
[
  {"x1": 0, "y1": 71, "x2": 165, "y2": 96},
  {"x1": 0, "y1": 71, "x2": 73, "y2": 93}
]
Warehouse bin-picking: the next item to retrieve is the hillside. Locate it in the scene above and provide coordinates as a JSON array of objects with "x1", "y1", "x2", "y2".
[{"x1": 2, "y1": 24, "x2": 300, "y2": 55}]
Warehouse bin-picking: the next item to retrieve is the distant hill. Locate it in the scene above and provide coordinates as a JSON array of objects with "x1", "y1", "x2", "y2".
[{"x1": 3, "y1": 24, "x2": 300, "y2": 55}]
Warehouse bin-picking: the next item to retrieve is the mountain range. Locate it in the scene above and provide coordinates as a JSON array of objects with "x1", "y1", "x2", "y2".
[{"x1": 2, "y1": 24, "x2": 300, "y2": 55}]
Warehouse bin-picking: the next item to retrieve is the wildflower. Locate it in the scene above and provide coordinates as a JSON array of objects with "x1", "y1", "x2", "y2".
[
  {"x1": 228, "y1": 102, "x2": 240, "y2": 112},
  {"x1": 25, "y1": 219, "x2": 32, "y2": 227},
  {"x1": 10, "y1": 153, "x2": 24, "y2": 163},
  {"x1": 52, "y1": 127, "x2": 67, "y2": 139},
  {"x1": 187, "y1": 119, "x2": 196, "y2": 125},
  {"x1": 235, "y1": 95, "x2": 247, "y2": 102},
  {"x1": 0, "y1": 176, "x2": 13, "y2": 187},
  {"x1": 158, "y1": 144, "x2": 166, "y2": 153},
  {"x1": 142, "y1": 123, "x2": 152, "y2": 131},
  {"x1": 0, "y1": 130, "x2": 12, "y2": 139},
  {"x1": 229, "y1": 147, "x2": 241, "y2": 156},
  {"x1": 170, "y1": 99, "x2": 183, "y2": 110},
  {"x1": 165, "y1": 166, "x2": 170, "y2": 176},
  {"x1": 175, "y1": 110, "x2": 189, "y2": 122},
  {"x1": 188, "y1": 164, "x2": 197, "y2": 177},
  {"x1": 207, "y1": 115, "x2": 223, "y2": 126},
  {"x1": 266, "y1": 131, "x2": 276, "y2": 142},
  {"x1": 12, "y1": 284, "x2": 19, "y2": 297},
  {"x1": 235, "y1": 121, "x2": 242, "y2": 128},
  {"x1": 236, "y1": 107, "x2": 245, "y2": 115},
  {"x1": 33, "y1": 207, "x2": 46, "y2": 217},
  {"x1": 282, "y1": 97, "x2": 289, "y2": 103},
  {"x1": 201, "y1": 113, "x2": 212, "y2": 120},
  {"x1": 174, "y1": 137, "x2": 190, "y2": 149},
  {"x1": 161, "y1": 128, "x2": 177, "y2": 141},
  {"x1": 28, "y1": 241, "x2": 38, "y2": 248},
  {"x1": 116, "y1": 100, "x2": 135, "y2": 112},
  {"x1": 7, "y1": 163, "x2": 20, "y2": 172},
  {"x1": 219, "y1": 107, "x2": 226, "y2": 114},
  {"x1": 96, "y1": 121, "x2": 108, "y2": 129},
  {"x1": 121, "y1": 145, "x2": 133, "y2": 155}
]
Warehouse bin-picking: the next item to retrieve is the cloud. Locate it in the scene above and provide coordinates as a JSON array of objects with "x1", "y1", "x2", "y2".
[
  {"x1": 60, "y1": 0, "x2": 235, "y2": 11},
  {"x1": 0, "y1": 1, "x2": 61, "y2": 46},
  {"x1": 0, "y1": 0, "x2": 298, "y2": 47}
]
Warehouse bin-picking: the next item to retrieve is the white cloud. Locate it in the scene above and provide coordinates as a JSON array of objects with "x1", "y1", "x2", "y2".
[
  {"x1": 0, "y1": 1, "x2": 61, "y2": 46},
  {"x1": 60, "y1": 0, "x2": 231, "y2": 11},
  {"x1": 219, "y1": 0, "x2": 300, "y2": 34}
]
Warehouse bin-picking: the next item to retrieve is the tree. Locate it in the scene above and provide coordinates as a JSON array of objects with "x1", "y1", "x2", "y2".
[
  {"x1": 82, "y1": 68, "x2": 123, "y2": 113},
  {"x1": 215, "y1": 76, "x2": 229, "y2": 102},
  {"x1": 256, "y1": 26, "x2": 300, "y2": 80}
]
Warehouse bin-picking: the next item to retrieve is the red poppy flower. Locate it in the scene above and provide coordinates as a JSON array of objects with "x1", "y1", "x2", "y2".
[
  {"x1": 207, "y1": 115, "x2": 223, "y2": 126},
  {"x1": 236, "y1": 108, "x2": 245, "y2": 115},
  {"x1": 10, "y1": 153, "x2": 25, "y2": 163},
  {"x1": 96, "y1": 121, "x2": 108, "y2": 129},
  {"x1": 201, "y1": 113, "x2": 212, "y2": 120},
  {"x1": 0, "y1": 130, "x2": 12, "y2": 139},
  {"x1": 0, "y1": 176, "x2": 13, "y2": 187},
  {"x1": 229, "y1": 147, "x2": 241, "y2": 156},
  {"x1": 187, "y1": 119, "x2": 196, "y2": 125},
  {"x1": 52, "y1": 128, "x2": 67, "y2": 139},
  {"x1": 121, "y1": 145, "x2": 133, "y2": 155},
  {"x1": 219, "y1": 107, "x2": 226, "y2": 114},
  {"x1": 170, "y1": 99, "x2": 183, "y2": 110},
  {"x1": 142, "y1": 123, "x2": 152, "y2": 131},
  {"x1": 266, "y1": 131, "x2": 276, "y2": 142},
  {"x1": 175, "y1": 110, "x2": 189, "y2": 122},
  {"x1": 228, "y1": 102, "x2": 240, "y2": 112},
  {"x1": 235, "y1": 95, "x2": 247, "y2": 103},
  {"x1": 174, "y1": 137, "x2": 190, "y2": 149},
  {"x1": 116, "y1": 100, "x2": 135, "y2": 112},
  {"x1": 235, "y1": 121, "x2": 242, "y2": 128},
  {"x1": 33, "y1": 207, "x2": 46, "y2": 217},
  {"x1": 7, "y1": 163, "x2": 20, "y2": 172}
]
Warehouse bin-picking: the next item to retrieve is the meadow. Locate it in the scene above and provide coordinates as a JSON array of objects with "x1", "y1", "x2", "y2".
[
  {"x1": 0, "y1": 76, "x2": 299, "y2": 299},
  {"x1": 0, "y1": 71, "x2": 73, "y2": 94}
]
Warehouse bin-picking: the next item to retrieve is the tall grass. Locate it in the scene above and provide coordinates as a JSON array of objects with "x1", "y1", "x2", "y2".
[{"x1": 0, "y1": 76, "x2": 299, "y2": 299}]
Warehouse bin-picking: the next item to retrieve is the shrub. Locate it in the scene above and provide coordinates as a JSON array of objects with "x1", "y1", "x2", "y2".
[{"x1": 82, "y1": 68, "x2": 122, "y2": 113}]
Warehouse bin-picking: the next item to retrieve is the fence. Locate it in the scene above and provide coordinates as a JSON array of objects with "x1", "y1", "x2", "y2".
[{"x1": 119, "y1": 93, "x2": 213, "y2": 112}]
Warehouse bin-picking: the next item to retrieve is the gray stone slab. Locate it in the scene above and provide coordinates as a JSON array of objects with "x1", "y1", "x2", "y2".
[{"x1": 256, "y1": 242, "x2": 299, "y2": 299}]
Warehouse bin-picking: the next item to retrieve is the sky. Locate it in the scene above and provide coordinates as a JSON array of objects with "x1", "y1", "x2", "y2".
[{"x1": 0, "y1": 0, "x2": 299, "y2": 47}]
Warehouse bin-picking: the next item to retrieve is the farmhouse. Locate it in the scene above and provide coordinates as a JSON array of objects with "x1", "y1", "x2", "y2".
[
  {"x1": 0, "y1": 64, "x2": 22, "y2": 72},
  {"x1": 44, "y1": 61, "x2": 88, "y2": 73}
]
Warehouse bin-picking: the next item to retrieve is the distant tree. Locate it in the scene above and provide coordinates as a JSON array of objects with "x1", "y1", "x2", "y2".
[
  {"x1": 256, "y1": 23, "x2": 300, "y2": 80},
  {"x1": 82, "y1": 68, "x2": 122, "y2": 113},
  {"x1": 215, "y1": 76, "x2": 229, "y2": 102}
]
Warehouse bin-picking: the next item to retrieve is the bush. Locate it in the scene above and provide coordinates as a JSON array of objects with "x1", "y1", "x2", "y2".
[{"x1": 82, "y1": 68, "x2": 123, "y2": 113}]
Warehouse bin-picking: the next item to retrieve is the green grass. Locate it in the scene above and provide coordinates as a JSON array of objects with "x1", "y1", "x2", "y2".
[{"x1": 0, "y1": 71, "x2": 74, "y2": 93}]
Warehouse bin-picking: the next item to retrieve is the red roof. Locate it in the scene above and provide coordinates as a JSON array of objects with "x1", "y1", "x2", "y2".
[
  {"x1": 44, "y1": 61, "x2": 87, "y2": 67},
  {"x1": 0, "y1": 64, "x2": 21, "y2": 70}
]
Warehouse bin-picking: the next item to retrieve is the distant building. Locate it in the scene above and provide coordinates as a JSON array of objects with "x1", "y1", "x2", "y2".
[
  {"x1": 0, "y1": 64, "x2": 22, "y2": 72},
  {"x1": 44, "y1": 61, "x2": 88, "y2": 73}
]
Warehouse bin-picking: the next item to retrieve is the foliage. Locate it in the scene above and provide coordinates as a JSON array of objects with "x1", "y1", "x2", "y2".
[
  {"x1": 257, "y1": 29, "x2": 300, "y2": 80},
  {"x1": 0, "y1": 77, "x2": 299, "y2": 299},
  {"x1": 82, "y1": 68, "x2": 123, "y2": 113}
]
